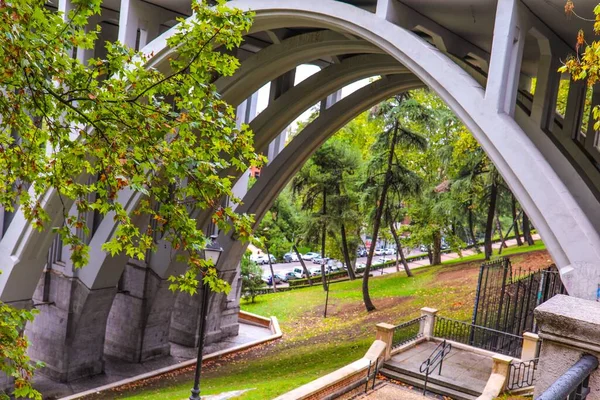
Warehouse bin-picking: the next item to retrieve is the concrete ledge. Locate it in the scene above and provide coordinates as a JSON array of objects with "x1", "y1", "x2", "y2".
[
  {"x1": 430, "y1": 337, "x2": 514, "y2": 359},
  {"x1": 390, "y1": 336, "x2": 427, "y2": 357},
  {"x1": 239, "y1": 310, "x2": 272, "y2": 328},
  {"x1": 273, "y1": 340, "x2": 386, "y2": 400},
  {"x1": 59, "y1": 315, "x2": 282, "y2": 400}
]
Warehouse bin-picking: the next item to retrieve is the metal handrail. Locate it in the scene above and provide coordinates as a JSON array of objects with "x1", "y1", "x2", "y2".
[
  {"x1": 536, "y1": 354, "x2": 598, "y2": 400},
  {"x1": 419, "y1": 340, "x2": 452, "y2": 395},
  {"x1": 392, "y1": 315, "x2": 426, "y2": 349},
  {"x1": 435, "y1": 316, "x2": 523, "y2": 357}
]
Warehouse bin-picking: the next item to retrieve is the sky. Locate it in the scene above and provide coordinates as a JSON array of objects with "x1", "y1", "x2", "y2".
[{"x1": 254, "y1": 64, "x2": 374, "y2": 129}]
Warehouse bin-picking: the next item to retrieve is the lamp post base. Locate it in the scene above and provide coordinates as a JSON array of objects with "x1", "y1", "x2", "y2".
[{"x1": 189, "y1": 388, "x2": 201, "y2": 400}]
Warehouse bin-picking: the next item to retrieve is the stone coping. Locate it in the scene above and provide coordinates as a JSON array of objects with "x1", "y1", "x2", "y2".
[
  {"x1": 535, "y1": 294, "x2": 600, "y2": 347},
  {"x1": 59, "y1": 313, "x2": 282, "y2": 400},
  {"x1": 273, "y1": 340, "x2": 386, "y2": 400}
]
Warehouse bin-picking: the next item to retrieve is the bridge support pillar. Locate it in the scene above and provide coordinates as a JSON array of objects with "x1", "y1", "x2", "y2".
[
  {"x1": 25, "y1": 273, "x2": 116, "y2": 382},
  {"x1": 103, "y1": 260, "x2": 176, "y2": 363},
  {"x1": 170, "y1": 269, "x2": 240, "y2": 349}
]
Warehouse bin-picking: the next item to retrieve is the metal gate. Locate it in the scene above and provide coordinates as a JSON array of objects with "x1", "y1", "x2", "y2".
[{"x1": 470, "y1": 258, "x2": 566, "y2": 338}]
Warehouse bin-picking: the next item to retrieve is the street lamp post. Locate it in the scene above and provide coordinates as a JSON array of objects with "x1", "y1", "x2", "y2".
[{"x1": 189, "y1": 235, "x2": 223, "y2": 400}]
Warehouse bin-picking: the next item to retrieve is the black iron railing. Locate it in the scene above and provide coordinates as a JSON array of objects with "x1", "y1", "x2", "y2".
[
  {"x1": 537, "y1": 355, "x2": 598, "y2": 400},
  {"x1": 419, "y1": 340, "x2": 452, "y2": 395},
  {"x1": 434, "y1": 316, "x2": 523, "y2": 357},
  {"x1": 507, "y1": 358, "x2": 538, "y2": 390},
  {"x1": 392, "y1": 316, "x2": 426, "y2": 349}
]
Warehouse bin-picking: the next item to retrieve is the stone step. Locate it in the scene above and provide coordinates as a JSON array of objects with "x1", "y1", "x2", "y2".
[
  {"x1": 383, "y1": 360, "x2": 483, "y2": 397},
  {"x1": 379, "y1": 368, "x2": 479, "y2": 400}
]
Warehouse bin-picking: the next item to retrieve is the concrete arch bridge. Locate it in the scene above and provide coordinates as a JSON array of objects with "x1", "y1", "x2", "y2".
[{"x1": 1, "y1": 0, "x2": 600, "y2": 387}]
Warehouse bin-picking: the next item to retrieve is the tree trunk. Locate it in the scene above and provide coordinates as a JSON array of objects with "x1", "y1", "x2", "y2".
[
  {"x1": 265, "y1": 244, "x2": 277, "y2": 293},
  {"x1": 321, "y1": 190, "x2": 328, "y2": 291},
  {"x1": 523, "y1": 211, "x2": 534, "y2": 245},
  {"x1": 390, "y1": 221, "x2": 412, "y2": 277},
  {"x1": 427, "y1": 246, "x2": 433, "y2": 264},
  {"x1": 432, "y1": 231, "x2": 442, "y2": 265},
  {"x1": 293, "y1": 243, "x2": 312, "y2": 285},
  {"x1": 484, "y1": 181, "x2": 498, "y2": 260},
  {"x1": 495, "y1": 214, "x2": 507, "y2": 248},
  {"x1": 468, "y1": 201, "x2": 476, "y2": 245},
  {"x1": 340, "y1": 223, "x2": 356, "y2": 280},
  {"x1": 363, "y1": 120, "x2": 399, "y2": 312},
  {"x1": 512, "y1": 195, "x2": 523, "y2": 246}
]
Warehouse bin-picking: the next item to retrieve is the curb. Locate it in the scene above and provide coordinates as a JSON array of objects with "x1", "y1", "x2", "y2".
[{"x1": 59, "y1": 314, "x2": 282, "y2": 400}]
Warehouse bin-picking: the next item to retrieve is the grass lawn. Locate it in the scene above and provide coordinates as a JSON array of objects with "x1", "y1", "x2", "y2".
[{"x1": 85, "y1": 242, "x2": 550, "y2": 400}]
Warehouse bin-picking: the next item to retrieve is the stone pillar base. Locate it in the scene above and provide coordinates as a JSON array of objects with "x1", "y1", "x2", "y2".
[
  {"x1": 26, "y1": 274, "x2": 116, "y2": 382},
  {"x1": 104, "y1": 262, "x2": 176, "y2": 363}
]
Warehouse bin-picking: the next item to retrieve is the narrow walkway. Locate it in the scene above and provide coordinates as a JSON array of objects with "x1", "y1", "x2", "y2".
[
  {"x1": 33, "y1": 322, "x2": 272, "y2": 400},
  {"x1": 361, "y1": 382, "x2": 430, "y2": 399},
  {"x1": 373, "y1": 234, "x2": 541, "y2": 276}
]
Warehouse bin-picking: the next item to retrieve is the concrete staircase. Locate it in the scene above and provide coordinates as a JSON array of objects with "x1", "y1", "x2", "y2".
[{"x1": 380, "y1": 360, "x2": 482, "y2": 400}]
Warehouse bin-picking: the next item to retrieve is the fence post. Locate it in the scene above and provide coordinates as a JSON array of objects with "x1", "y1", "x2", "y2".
[
  {"x1": 520, "y1": 332, "x2": 540, "y2": 360},
  {"x1": 494, "y1": 354, "x2": 513, "y2": 392},
  {"x1": 420, "y1": 307, "x2": 438, "y2": 339},
  {"x1": 376, "y1": 323, "x2": 396, "y2": 360}
]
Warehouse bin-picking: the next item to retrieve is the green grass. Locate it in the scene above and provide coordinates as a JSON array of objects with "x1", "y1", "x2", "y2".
[
  {"x1": 443, "y1": 240, "x2": 546, "y2": 266},
  {"x1": 98, "y1": 241, "x2": 547, "y2": 400}
]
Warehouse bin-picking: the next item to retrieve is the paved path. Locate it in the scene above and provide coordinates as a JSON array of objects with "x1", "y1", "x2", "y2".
[
  {"x1": 34, "y1": 322, "x2": 273, "y2": 400},
  {"x1": 362, "y1": 383, "x2": 430, "y2": 399}
]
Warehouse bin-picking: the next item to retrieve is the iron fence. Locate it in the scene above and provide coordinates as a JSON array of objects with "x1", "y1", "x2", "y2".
[
  {"x1": 507, "y1": 358, "x2": 538, "y2": 390},
  {"x1": 471, "y1": 258, "x2": 565, "y2": 338},
  {"x1": 434, "y1": 316, "x2": 523, "y2": 357},
  {"x1": 392, "y1": 316, "x2": 425, "y2": 349}
]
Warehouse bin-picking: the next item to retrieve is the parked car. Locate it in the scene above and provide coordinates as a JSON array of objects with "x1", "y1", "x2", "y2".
[
  {"x1": 356, "y1": 248, "x2": 367, "y2": 257},
  {"x1": 374, "y1": 257, "x2": 388, "y2": 265},
  {"x1": 355, "y1": 263, "x2": 366, "y2": 273},
  {"x1": 252, "y1": 254, "x2": 276, "y2": 264},
  {"x1": 283, "y1": 252, "x2": 299, "y2": 263},
  {"x1": 309, "y1": 267, "x2": 323, "y2": 276},
  {"x1": 302, "y1": 252, "x2": 320, "y2": 261},
  {"x1": 284, "y1": 271, "x2": 302, "y2": 281},
  {"x1": 313, "y1": 256, "x2": 329, "y2": 265},
  {"x1": 292, "y1": 267, "x2": 308, "y2": 278},
  {"x1": 419, "y1": 244, "x2": 428, "y2": 252},
  {"x1": 374, "y1": 248, "x2": 385, "y2": 256},
  {"x1": 262, "y1": 274, "x2": 283, "y2": 286},
  {"x1": 384, "y1": 248, "x2": 396, "y2": 255}
]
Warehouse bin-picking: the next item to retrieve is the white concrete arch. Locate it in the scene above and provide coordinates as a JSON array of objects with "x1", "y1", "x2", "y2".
[
  {"x1": 215, "y1": 30, "x2": 382, "y2": 107},
  {"x1": 216, "y1": 74, "x2": 425, "y2": 273},
  {"x1": 210, "y1": 0, "x2": 600, "y2": 298},
  {"x1": 250, "y1": 53, "x2": 408, "y2": 152}
]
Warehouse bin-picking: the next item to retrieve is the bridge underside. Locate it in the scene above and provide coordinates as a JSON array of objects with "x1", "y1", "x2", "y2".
[{"x1": 1, "y1": 0, "x2": 600, "y2": 390}]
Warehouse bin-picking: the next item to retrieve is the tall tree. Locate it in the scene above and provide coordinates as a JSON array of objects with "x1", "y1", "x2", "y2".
[
  {"x1": 0, "y1": 1, "x2": 257, "y2": 395},
  {"x1": 361, "y1": 94, "x2": 426, "y2": 311}
]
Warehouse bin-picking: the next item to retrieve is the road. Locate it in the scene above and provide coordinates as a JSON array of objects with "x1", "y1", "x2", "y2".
[{"x1": 259, "y1": 235, "x2": 541, "y2": 288}]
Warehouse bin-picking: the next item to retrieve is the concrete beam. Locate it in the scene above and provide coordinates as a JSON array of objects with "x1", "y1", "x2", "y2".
[
  {"x1": 215, "y1": 30, "x2": 382, "y2": 107},
  {"x1": 485, "y1": 0, "x2": 526, "y2": 115}
]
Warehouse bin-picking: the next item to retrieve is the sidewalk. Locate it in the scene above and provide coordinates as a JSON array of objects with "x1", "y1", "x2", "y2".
[
  {"x1": 371, "y1": 235, "x2": 541, "y2": 276},
  {"x1": 34, "y1": 321, "x2": 274, "y2": 400}
]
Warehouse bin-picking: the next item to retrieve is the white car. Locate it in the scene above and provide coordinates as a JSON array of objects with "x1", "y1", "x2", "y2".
[
  {"x1": 250, "y1": 254, "x2": 275, "y2": 265},
  {"x1": 384, "y1": 248, "x2": 396, "y2": 255},
  {"x1": 302, "y1": 252, "x2": 320, "y2": 260},
  {"x1": 374, "y1": 248, "x2": 385, "y2": 256},
  {"x1": 309, "y1": 267, "x2": 323, "y2": 276},
  {"x1": 293, "y1": 267, "x2": 308, "y2": 278}
]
